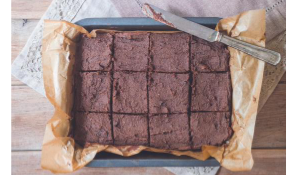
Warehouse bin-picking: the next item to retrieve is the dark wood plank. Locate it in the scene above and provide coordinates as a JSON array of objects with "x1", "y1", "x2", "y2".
[
  {"x1": 12, "y1": 151, "x2": 174, "y2": 175},
  {"x1": 279, "y1": 72, "x2": 286, "y2": 84},
  {"x1": 218, "y1": 149, "x2": 286, "y2": 175},
  {"x1": 253, "y1": 84, "x2": 286, "y2": 148},
  {"x1": 11, "y1": 0, "x2": 52, "y2": 19}
]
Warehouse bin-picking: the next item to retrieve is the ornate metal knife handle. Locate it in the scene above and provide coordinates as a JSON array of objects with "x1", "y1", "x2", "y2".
[{"x1": 218, "y1": 34, "x2": 281, "y2": 65}]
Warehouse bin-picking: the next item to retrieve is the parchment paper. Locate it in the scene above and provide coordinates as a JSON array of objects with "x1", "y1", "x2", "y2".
[{"x1": 41, "y1": 9, "x2": 265, "y2": 173}]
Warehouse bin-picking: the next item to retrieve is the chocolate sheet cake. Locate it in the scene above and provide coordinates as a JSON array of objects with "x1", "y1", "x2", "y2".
[
  {"x1": 113, "y1": 114, "x2": 148, "y2": 146},
  {"x1": 191, "y1": 72, "x2": 231, "y2": 111},
  {"x1": 149, "y1": 73, "x2": 189, "y2": 113},
  {"x1": 113, "y1": 72, "x2": 147, "y2": 113},
  {"x1": 74, "y1": 112, "x2": 113, "y2": 145},
  {"x1": 77, "y1": 33, "x2": 113, "y2": 71},
  {"x1": 150, "y1": 33, "x2": 189, "y2": 72},
  {"x1": 191, "y1": 37, "x2": 230, "y2": 72},
  {"x1": 74, "y1": 72, "x2": 111, "y2": 112},
  {"x1": 73, "y1": 32, "x2": 232, "y2": 150},
  {"x1": 114, "y1": 33, "x2": 149, "y2": 71},
  {"x1": 149, "y1": 114, "x2": 191, "y2": 150},
  {"x1": 191, "y1": 112, "x2": 232, "y2": 149}
]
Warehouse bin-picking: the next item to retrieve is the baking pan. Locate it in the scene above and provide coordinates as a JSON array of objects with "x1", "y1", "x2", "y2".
[
  {"x1": 75, "y1": 17, "x2": 221, "y2": 168},
  {"x1": 75, "y1": 17, "x2": 221, "y2": 31},
  {"x1": 86, "y1": 152, "x2": 219, "y2": 167}
]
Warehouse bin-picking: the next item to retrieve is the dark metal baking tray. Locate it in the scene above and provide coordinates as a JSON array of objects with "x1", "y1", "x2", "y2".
[
  {"x1": 74, "y1": 17, "x2": 221, "y2": 168},
  {"x1": 86, "y1": 152, "x2": 219, "y2": 167},
  {"x1": 75, "y1": 17, "x2": 221, "y2": 31}
]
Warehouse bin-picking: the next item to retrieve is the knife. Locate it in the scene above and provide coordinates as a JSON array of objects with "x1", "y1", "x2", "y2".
[{"x1": 141, "y1": 3, "x2": 281, "y2": 65}]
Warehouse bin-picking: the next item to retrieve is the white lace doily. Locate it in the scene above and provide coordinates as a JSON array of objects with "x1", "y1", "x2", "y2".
[
  {"x1": 11, "y1": 0, "x2": 286, "y2": 174},
  {"x1": 11, "y1": 0, "x2": 286, "y2": 106},
  {"x1": 165, "y1": 167, "x2": 220, "y2": 175},
  {"x1": 11, "y1": 0, "x2": 87, "y2": 95}
]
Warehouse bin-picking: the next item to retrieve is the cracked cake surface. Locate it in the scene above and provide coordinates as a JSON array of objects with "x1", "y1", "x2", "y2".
[
  {"x1": 73, "y1": 32, "x2": 232, "y2": 150},
  {"x1": 191, "y1": 112, "x2": 233, "y2": 149},
  {"x1": 149, "y1": 114, "x2": 191, "y2": 150},
  {"x1": 191, "y1": 72, "x2": 231, "y2": 111},
  {"x1": 191, "y1": 37, "x2": 230, "y2": 72},
  {"x1": 149, "y1": 73, "x2": 189, "y2": 113},
  {"x1": 114, "y1": 32, "x2": 149, "y2": 71},
  {"x1": 113, "y1": 71, "x2": 147, "y2": 113},
  {"x1": 74, "y1": 112, "x2": 113, "y2": 146},
  {"x1": 75, "y1": 72, "x2": 111, "y2": 112},
  {"x1": 77, "y1": 33, "x2": 113, "y2": 71},
  {"x1": 113, "y1": 114, "x2": 148, "y2": 146},
  {"x1": 150, "y1": 33, "x2": 189, "y2": 72}
]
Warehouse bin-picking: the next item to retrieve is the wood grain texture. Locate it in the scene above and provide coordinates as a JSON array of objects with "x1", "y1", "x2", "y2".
[
  {"x1": 218, "y1": 149, "x2": 286, "y2": 175},
  {"x1": 11, "y1": 1, "x2": 286, "y2": 174},
  {"x1": 11, "y1": 0, "x2": 52, "y2": 19},
  {"x1": 12, "y1": 86, "x2": 53, "y2": 150},
  {"x1": 11, "y1": 76, "x2": 25, "y2": 86},
  {"x1": 253, "y1": 84, "x2": 286, "y2": 148},
  {"x1": 279, "y1": 72, "x2": 286, "y2": 84},
  {"x1": 11, "y1": 84, "x2": 286, "y2": 150},
  {"x1": 12, "y1": 149, "x2": 285, "y2": 175},
  {"x1": 11, "y1": 19, "x2": 39, "y2": 62},
  {"x1": 12, "y1": 151, "x2": 174, "y2": 175},
  {"x1": 11, "y1": 17, "x2": 286, "y2": 149}
]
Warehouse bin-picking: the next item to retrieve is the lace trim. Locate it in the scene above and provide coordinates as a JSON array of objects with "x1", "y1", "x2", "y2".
[
  {"x1": 266, "y1": 0, "x2": 284, "y2": 13},
  {"x1": 165, "y1": 166, "x2": 220, "y2": 175},
  {"x1": 12, "y1": 0, "x2": 286, "y2": 109},
  {"x1": 12, "y1": 0, "x2": 86, "y2": 94}
]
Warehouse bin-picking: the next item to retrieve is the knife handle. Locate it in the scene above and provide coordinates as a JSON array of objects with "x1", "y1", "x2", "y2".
[{"x1": 219, "y1": 35, "x2": 281, "y2": 65}]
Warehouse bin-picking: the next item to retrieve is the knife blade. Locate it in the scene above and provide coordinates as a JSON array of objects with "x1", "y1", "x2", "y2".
[
  {"x1": 142, "y1": 3, "x2": 219, "y2": 42},
  {"x1": 142, "y1": 3, "x2": 281, "y2": 65}
]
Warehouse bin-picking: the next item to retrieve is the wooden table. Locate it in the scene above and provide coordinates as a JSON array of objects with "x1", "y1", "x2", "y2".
[{"x1": 11, "y1": 0, "x2": 286, "y2": 174}]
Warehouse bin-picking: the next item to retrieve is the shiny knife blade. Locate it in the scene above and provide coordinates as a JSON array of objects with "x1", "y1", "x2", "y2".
[
  {"x1": 142, "y1": 3, "x2": 219, "y2": 42},
  {"x1": 141, "y1": 3, "x2": 281, "y2": 65}
]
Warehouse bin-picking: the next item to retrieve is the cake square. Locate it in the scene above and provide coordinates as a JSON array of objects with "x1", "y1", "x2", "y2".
[
  {"x1": 150, "y1": 33, "x2": 189, "y2": 72},
  {"x1": 72, "y1": 31, "x2": 233, "y2": 150},
  {"x1": 113, "y1": 114, "x2": 148, "y2": 146},
  {"x1": 74, "y1": 112, "x2": 113, "y2": 146},
  {"x1": 149, "y1": 73, "x2": 189, "y2": 113},
  {"x1": 113, "y1": 72, "x2": 147, "y2": 113},
  {"x1": 190, "y1": 112, "x2": 232, "y2": 149},
  {"x1": 77, "y1": 33, "x2": 113, "y2": 71},
  {"x1": 149, "y1": 114, "x2": 191, "y2": 150},
  {"x1": 191, "y1": 37, "x2": 230, "y2": 72},
  {"x1": 114, "y1": 32, "x2": 149, "y2": 71},
  {"x1": 75, "y1": 72, "x2": 111, "y2": 112},
  {"x1": 191, "y1": 73, "x2": 231, "y2": 111}
]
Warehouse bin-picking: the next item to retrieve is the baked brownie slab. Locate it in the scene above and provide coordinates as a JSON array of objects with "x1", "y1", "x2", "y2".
[
  {"x1": 191, "y1": 37, "x2": 230, "y2": 72},
  {"x1": 149, "y1": 73, "x2": 189, "y2": 113},
  {"x1": 113, "y1": 72, "x2": 147, "y2": 113},
  {"x1": 149, "y1": 114, "x2": 191, "y2": 150},
  {"x1": 150, "y1": 33, "x2": 189, "y2": 72},
  {"x1": 74, "y1": 112, "x2": 113, "y2": 146},
  {"x1": 191, "y1": 72, "x2": 231, "y2": 111},
  {"x1": 114, "y1": 32, "x2": 149, "y2": 71},
  {"x1": 191, "y1": 112, "x2": 232, "y2": 149},
  {"x1": 75, "y1": 72, "x2": 111, "y2": 112},
  {"x1": 78, "y1": 33, "x2": 113, "y2": 71},
  {"x1": 113, "y1": 114, "x2": 148, "y2": 146}
]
